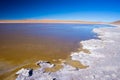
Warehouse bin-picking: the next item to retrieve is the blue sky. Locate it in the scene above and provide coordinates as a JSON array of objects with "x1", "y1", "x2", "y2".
[{"x1": 0, "y1": 0, "x2": 120, "y2": 22}]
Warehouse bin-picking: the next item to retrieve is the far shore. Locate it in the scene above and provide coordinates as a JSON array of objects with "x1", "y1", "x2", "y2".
[{"x1": 0, "y1": 19, "x2": 106, "y2": 24}]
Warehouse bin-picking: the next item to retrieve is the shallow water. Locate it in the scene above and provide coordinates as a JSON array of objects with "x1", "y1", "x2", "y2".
[{"x1": 0, "y1": 23, "x2": 113, "y2": 79}]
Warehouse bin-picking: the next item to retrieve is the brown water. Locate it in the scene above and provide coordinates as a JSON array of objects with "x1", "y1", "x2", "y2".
[{"x1": 0, "y1": 23, "x2": 112, "y2": 80}]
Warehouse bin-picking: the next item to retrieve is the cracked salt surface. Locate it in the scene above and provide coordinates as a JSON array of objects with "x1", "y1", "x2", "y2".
[{"x1": 16, "y1": 25, "x2": 120, "y2": 80}]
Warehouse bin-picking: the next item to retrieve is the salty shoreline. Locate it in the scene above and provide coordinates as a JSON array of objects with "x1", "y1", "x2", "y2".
[
  {"x1": 16, "y1": 24, "x2": 120, "y2": 80},
  {"x1": 1, "y1": 23, "x2": 105, "y2": 80}
]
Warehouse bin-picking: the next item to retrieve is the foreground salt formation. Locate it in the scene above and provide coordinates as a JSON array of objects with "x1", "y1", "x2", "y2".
[{"x1": 16, "y1": 25, "x2": 120, "y2": 80}]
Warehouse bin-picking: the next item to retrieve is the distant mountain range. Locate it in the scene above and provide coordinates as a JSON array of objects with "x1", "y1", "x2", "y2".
[
  {"x1": 0, "y1": 19, "x2": 120, "y2": 25},
  {"x1": 111, "y1": 20, "x2": 120, "y2": 25},
  {"x1": 0, "y1": 19, "x2": 105, "y2": 24}
]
